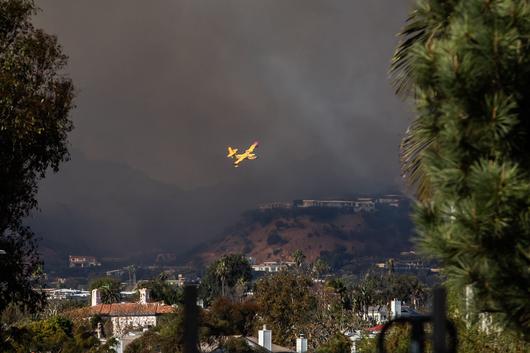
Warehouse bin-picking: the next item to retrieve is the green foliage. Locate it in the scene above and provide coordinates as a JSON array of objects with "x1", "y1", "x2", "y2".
[
  {"x1": 292, "y1": 249, "x2": 306, "y2": 268},
  {"x1": 0, "y1": 0, "x2": 75, "y2": 314},
  {"x1": 355, "y1": 324, "x2": 412, "y2": 353},
  {"x1": 1, "y1": 316, "x2": 115, "y2": 353},
  {"x1": 326, "y1": 278, "x2": 352, "y2": 310},
  {"x1": 221, "y1": 337, "x2": 259, "y2": 353},
  {"x1": 454, "y1": 322, "x2": 529, "y2": 353},
  {"x1": 139, "y1": 275, "x2": 183, "y2": 305},
  {"x1": 315, "y1": 333, "x2": 351, "y2": 353},
  {"x1": 444, "y1": 287, "x2": 530, "y2": 353},
  {"x1": 203, "y1": 297, "x2": 258, "y2": 337},
  {"x1": 89, "y1": 277, "x2": 122, "y2": 304},
  {"x1": 312, "y1": 258, "x2": 331, "y2": 278},
  {"x1": 125, "y1": 308, "x2": 213, "y2": 353},
  {"x1": 318, "y1": 246, "x2": 352, "y2": 270},
  {"x1": 351, "y1": 272, "x2": 428, "y2": 319},
  {"x1": 123, "y1": 330, "x2": 162, "y2": 353},
  {"x1": 357, "y1": 320, "x2": 529, "y2": 353},
  {"x1": 394, "y1": 0, "x2": 530, "y2": 338},
  {"x1": 199, "y1": 254, "x2": 252, "y2": 304},
  {"x1": 254, "y1": 271, "x2": 317, "y2": 346}
]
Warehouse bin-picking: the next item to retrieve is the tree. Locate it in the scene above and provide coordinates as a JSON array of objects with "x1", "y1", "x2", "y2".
[
  {"x1": 89, "y1": 277, "x2": 122, "y2": 304},
  {"x1": 315, "y1": 333, "x2": 351, "y2": 353},
  {"x1": 355, "y1": 324, "x2": 411, "y2": 353},
  {"x1": 216, "y1": 258, "x2": 230, "y2": 297},
  {"x1": 326, "y1": 278, "x2": 351, "y2": 310},
  {"x1": 0, "y1": 0, "x2": 75, "y2": 314},
  {"x1": 306, "y1": 282, "x2": 358, "y2": 349},
  {"x1": 123, "y1": 330, "x2": 163, "y2": 353},
  {"x1": 312, "y1": 258, "x2": 330, "y2": 278},
  {"x1": 292, "y1": 249, "x2": 306, "y2": 269},
  {"x1": 203, "y1": 297, "x2": 258, "y2": 337},
  {"x1": 254, "y1": 271, "x2": 317, "y2": 347},
  {"x1": 1, "y1": 316, "x2": 115, "y2": 353},
  {"x1": 392, "y1": 0, "x2": 530, "y2": 337},
  {"x1": 199, "y1": 254, "x2": 252, "y2": 305},
  {"x1": 221, "y1": 337, "x2": 261, "y2": 353},
  {"x1": 139, "y1": 274, "x2": 183, "y2": 305},
  {"x1": 351, "y1": 274, "x2": 378, "y2": 320}
]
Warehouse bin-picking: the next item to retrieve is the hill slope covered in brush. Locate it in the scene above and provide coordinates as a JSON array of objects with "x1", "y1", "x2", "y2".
[{"x1": 189, "y1": 202, "x2": 414, "y2": 268}]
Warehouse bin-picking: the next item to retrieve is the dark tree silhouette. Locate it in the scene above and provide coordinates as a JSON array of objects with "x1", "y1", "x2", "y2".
[{"x1": 0, "y1": 0, "x2": 74, "y2": 314}]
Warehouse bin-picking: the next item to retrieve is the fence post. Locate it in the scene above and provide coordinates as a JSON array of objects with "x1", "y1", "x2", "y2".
[
  {"x1": 432, "y1": 286, "x2": 447, "y2": 353},
  {"x1": 182, "y1": 285, "x2": 199, "y2": 353}
]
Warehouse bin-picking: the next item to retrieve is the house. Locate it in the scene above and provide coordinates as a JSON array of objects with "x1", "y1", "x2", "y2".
[
  {"x1": 252, "y1": 261, "x2": 295, "y2": 273},
  {"x1": 68, "y1": 255, "x2": 101, "y2": 268},
  {"x1": 43, "y1": 288, "x2": 90, "y2": 300},
  {"x1": 245, "y1": 325, "x2": 297, "y2": 353},
  {"x1": 364, "y1": 305, "x2": 388, "y2": 324},
  {"x1": 376, "y1": 195, "x2": 402, "y2": 208},
  {"x1": 258, "y1": 202, "x2": 293, "y2": 210},
  {"x1": 200, "y1": 326, "x2": 301, "y2": 353},
  {"x1": 344, "y1": 330, "x2": 363, "y2": 353},
  {"x1": 363, "y1": 300, "x2": 419, "y2": 325},
  {"x1": 68, "y1": 288, "x2": 174, "y2": 337},
  {"x1": 292, "y1": 199, "x2": 376, "y2": 212}
]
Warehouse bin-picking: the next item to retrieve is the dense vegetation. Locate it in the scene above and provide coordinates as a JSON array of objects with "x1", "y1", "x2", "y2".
[
  {"x1": 198, "y1": 254, "x2": 252, "y2": 305},
  {"x1": 393, "y1": 0, "x2": 530, "y2": 339},
  {"x1": 1, "y1": 316, "x2": 115, "y2": 353},
  {"x1": 0, "y1": 0, "x2": 75, "y2": 315},
  {"x1": 89, "y1": 277, "x2": 122, "y2": 304},
  {"x1": 194, "y1": 203, "x2": 414, "y2": 271}
]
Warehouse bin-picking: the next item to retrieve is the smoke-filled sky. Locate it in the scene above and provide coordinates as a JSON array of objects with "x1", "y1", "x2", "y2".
[{"x1": 30, "y1": 0, "x2": 413, "y2": 260}]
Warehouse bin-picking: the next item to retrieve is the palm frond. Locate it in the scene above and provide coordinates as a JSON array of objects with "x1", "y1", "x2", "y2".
[
  {"x1": 400, "y1": 118, "x2": 433, "y2": 201},
  {"x1": 390, "y1": 11, "x2": 428, "y2": 98}
]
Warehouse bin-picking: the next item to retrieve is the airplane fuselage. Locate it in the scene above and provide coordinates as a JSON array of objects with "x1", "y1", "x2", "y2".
[{"x1": 227, "y1": 141, "x2": 259, "y2": 167}]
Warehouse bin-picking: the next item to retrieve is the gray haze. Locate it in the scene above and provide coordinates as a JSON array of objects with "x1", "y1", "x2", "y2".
[{"x1": 29, "y1": 1, "x2": 413, "y2": 260}]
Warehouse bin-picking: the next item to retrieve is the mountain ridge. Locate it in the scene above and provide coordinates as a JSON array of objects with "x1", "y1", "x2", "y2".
[{"x1": 187, "y1": 198, "x2": 414, "y2": 268}]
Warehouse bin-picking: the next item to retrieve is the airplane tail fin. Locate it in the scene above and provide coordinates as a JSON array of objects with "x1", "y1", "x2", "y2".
[{"x1": 227, "y1": 147, "x2": 238, "y2": 158}]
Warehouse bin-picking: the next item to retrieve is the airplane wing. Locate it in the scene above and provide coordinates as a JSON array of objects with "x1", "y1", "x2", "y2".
[
  {"x1": 234, "y1": 154, "x2": 247, "y2": 165},
  {"x1": 227, "y1": 147, "x2": 238, "y2": 158}
]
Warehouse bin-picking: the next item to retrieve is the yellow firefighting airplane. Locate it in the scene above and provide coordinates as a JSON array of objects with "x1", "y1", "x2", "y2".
[{"x1": 227, "y1": 141, "x2": 259, "y2": 167}]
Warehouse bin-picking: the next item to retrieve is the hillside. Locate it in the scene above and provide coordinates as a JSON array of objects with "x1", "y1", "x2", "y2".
[{"x1": 188, "y1": 202, "x2": 414, "y2": 268}]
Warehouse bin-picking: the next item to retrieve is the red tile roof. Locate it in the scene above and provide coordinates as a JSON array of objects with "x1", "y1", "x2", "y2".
[
  {"x1": 68, "y1": 303, "x2": 175, "y2": 318},
  {"x1": 366, "y1": 324, "x2": 384, "y2": 332}
]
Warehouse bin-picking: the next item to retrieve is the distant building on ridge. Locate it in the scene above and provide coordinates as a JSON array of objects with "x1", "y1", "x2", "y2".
[{"x1": 69, "y1": 255, "x2": 101, "y2": 268}]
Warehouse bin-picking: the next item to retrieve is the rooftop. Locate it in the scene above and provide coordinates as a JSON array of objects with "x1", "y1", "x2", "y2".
[
  {"x1": 246, "y1": 336, "x2": 294, "y2": 353},
  {"x1": 68, "y1": 302, "x2": 175, "y2": 318}
]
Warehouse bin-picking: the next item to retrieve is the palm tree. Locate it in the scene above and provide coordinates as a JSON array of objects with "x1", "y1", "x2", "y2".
[
  {"x1": 215, "y1": 259, "x2": 229, "y2": 297},
  {"x1": 90, "y1": 277, "x2": 122, "y2": 304},
  {"x1": 410, "y1": 280, "x2": 427, "y2": 310},
  {"x1": 100, "y1": 284, "x2": 121, "y2": 304},
  {"x1": 312, "y1": 258, "x2": 330, "y2": 279},
  {"x1": 292, "y1": 249, "x2": 306, "y2": 269},
  {"x1": 390, "y1": 2, "x2": 456, "y2": 201}
]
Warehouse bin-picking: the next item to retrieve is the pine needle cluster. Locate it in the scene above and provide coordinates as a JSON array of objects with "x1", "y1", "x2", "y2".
[{"x1": 393, "y1": 0, "x2": 530, "y2": 339}]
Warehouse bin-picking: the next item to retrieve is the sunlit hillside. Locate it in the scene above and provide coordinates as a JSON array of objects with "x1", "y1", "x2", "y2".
[{"x1": 189, "y1": 202, "x2": 413, "y2": 267}]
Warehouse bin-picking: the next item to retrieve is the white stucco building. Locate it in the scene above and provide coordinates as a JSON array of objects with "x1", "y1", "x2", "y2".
[{"x1": 70, "y1": 288, "x2": 174, "y2": 338}]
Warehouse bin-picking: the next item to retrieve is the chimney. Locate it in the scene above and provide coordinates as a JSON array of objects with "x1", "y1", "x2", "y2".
[
  {"x1": 258, "y1": 325, "x2": 272, "y2": 351},
  {"x1": 391, "y1": 299, "x2": 401, "y2": 319},
  {"x1": 91, "y1": 288, "x2": 101, "y2": 306},
  {"x1": 139, "y1": 288, "x2": 150, "y2": 304},
  {"x1": 296, "y1": 334, "x2": 308, "y2": 353}
]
